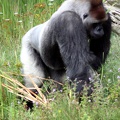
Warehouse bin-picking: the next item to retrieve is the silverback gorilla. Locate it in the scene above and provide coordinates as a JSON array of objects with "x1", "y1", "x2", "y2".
[{"x1": 20, "y1": 0, "x2": 111, "y2": 94}]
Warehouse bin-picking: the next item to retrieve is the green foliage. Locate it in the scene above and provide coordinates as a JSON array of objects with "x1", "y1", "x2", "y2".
[{"x1": 0, "y1": 0, "x2": 120, "y2": 120}]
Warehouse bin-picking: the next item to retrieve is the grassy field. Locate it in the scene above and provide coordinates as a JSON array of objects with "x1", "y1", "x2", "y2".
[{"x1": 0, "y1": 0, "x2": 120, "y2": 119}]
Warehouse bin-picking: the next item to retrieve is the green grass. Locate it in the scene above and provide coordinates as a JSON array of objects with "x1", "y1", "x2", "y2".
[{"x1": 0, "y1": 0, "x2": 120, "y2": 120}]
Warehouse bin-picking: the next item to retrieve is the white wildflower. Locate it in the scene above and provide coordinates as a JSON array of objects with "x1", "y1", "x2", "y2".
[
  {"x1": 0, "y1": 12, "x2": 3, "y2": 15},
  {"x1": 48, "y1": 3, "x2": 53, "y2": 6},
  {"x1": 49, "y1": 0, "x2": 54, "y2": 2},
  {"x1": 5, "y1": 19, "x2": 10, "y2": 21},
  {"x1": 18, "y1": 20, "x2": 22, "y2": 23},
  {"x1": 14, "y1": 12, "x2": 18, "y2": 15},
  {"x1": 117, "y1": 76, "x2": 120, "y2": 80},
  {"x1": 109, "y1": 69, "x2": 112, "y2": 72},
  {"x1": 118, "y1": 68, "x2": 120, "y2": 72}
]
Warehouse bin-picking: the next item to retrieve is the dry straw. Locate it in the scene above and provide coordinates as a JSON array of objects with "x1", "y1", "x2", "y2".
[{"x1": 0, "y1": 73, "x2": 50, "y2": 107}]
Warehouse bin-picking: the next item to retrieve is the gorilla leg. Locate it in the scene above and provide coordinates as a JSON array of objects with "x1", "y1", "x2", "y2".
[{"x1": 20, "y1": 34, "x2": 49, "y2": 90}]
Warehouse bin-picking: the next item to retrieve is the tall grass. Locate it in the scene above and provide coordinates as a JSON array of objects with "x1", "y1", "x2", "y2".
[{"x1": 0, "y1": 0, "x2": 120, "y2": 120}]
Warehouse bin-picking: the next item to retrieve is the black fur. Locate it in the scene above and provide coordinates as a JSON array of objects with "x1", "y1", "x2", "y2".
[{"x1": 89, "y1": 14, "x2": 111, "y2": 65}]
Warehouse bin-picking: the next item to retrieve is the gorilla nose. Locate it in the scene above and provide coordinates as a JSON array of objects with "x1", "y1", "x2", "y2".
[
  {"x1": 95, "y1": 25, "x2": 104, "y2": 37},
  {"x1": 96, "y1": 25, "x2": 103, "y2": 32}
]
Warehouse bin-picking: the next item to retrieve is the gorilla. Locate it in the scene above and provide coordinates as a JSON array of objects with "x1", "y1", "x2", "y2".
[{"x1": 20, "y1": 0, "x2": 111, "y2": 94}]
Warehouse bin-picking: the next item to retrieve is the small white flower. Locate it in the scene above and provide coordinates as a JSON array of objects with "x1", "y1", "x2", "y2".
[
  {"x1": 17, "y1": 101, "x2": 21, "y2": 104},
  {"x1": 103, "y1": 75, "x2": 106, "y2": 78},
  {"x1": 49, "y1": 0, "x2": 54, "y2": 2},
  {"x1": 53, "y1": 89, "x2": 56, "y2": 92},
  {"x1": 33, "y1": 101, "x2": 35, "y2": 104},
  {"x1": 117, "y1": 76, "x2": 120, "y2": 80},
  {"x1": 35, "y1": 102, "x2": 39, "y2": 107},
  {"x1": 118, "y1": 68, "x2": 120, "y2": 72},
  {"x1": 5, "y1": 19, "x2": 10, "y2": 21},
  {"x1": 18, "y1": 20, "x2": 22, "y2": 23},
  {"x1": 0, "y1": 12, "x2": 3, "y2": 15},
  {"x1": 89, "y1": 77, "x2": 94, "y2": 82},
  {"x1": 108, "y1": 79, "x2": 111, "y2": 83},
  {"x1": 109, "y1": 69, "x2": 112, "y2": 72},
  {"x1": 89, "y1": 77, "x2": 92, "y2": 81},
  {"x1": 11, "y1": 102, "x2": 14, "y2": 106},
  {"x1": 60, "y1": 89, "x2": 63, "y2": 92},
  {"x1": 14, "y1": 12, "x2": 18, "y2": 15},
  {"x1": 35, "y1": 91, "x2": 38, "y2": 94},
  {"x1": 48, "y1": 3, "x2": 53, "y2": 6},
  {"x1": 88, "y1": 99, "x2": 91, "y2": 102}
]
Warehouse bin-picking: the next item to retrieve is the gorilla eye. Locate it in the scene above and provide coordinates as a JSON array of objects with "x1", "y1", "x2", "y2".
[{"x1": 83, "y1": 14, "x2": 88, "y2": 19}]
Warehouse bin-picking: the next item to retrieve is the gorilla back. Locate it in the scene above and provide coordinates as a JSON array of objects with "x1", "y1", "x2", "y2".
[{"x1": 20, "y1": 0, "x2": 111, "y2": 93}]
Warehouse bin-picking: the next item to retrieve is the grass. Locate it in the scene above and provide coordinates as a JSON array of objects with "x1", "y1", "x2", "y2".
[{"x1": 0, "y1": 0, "x2": 120, "y2": 120}]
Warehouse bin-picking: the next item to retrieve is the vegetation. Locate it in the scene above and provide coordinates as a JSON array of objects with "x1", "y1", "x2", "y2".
[{"x1": 0, "y1": 0, "x2": 120, "y2": 119}]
